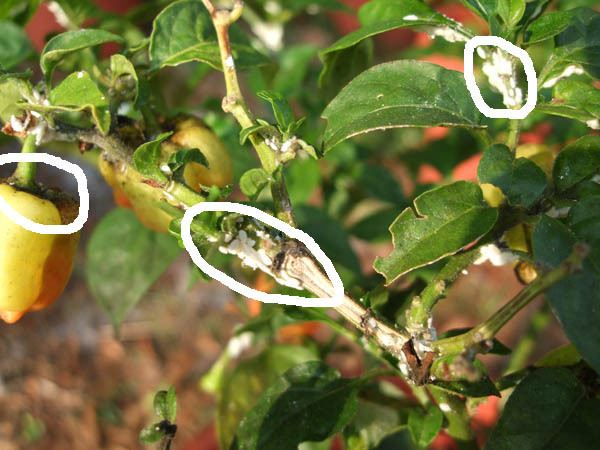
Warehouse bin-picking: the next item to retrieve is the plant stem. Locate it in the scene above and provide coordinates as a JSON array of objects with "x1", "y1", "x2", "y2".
[
  {"x1": 430, "y1": 243, "x2": 589, "y2": 355},
  {"x1": 12, "y1": 135, "x2": 37, "y2": 190},
  {"x1": 506, "y1": 119, "x2": 521, "y2": 151},
  {"x1": 202, "y1": 0, "x2": 279, "y2": 174},
  {"x1": 270, "y1": 167, "x2": 296, "y2": 226},
  {"x1": 405, "y1": 248, "x2": 481, "y2": 331}
]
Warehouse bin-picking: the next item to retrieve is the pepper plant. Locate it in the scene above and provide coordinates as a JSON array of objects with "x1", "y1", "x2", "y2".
[{"x1": 1, "y1": 0, "x2": 599, "y2": 448}]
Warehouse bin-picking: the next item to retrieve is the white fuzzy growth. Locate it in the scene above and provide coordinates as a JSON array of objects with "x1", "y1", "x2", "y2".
[
  {"x1": 481, "y1": 48, "x2": 523, "y2": 108},
  {"x1": 264, "y1": 0, "x2": 281, "y2": 15},
  {"x1": 474, "y1": 244, "x2": 519, "y2": 266},
  {"x1": 117, "y1": 102, "x2": 133, "y2": 116},
  {"x1": 217, "y1": 230, "x2": 303, "y2": 289},
  {"x1": 280, "y1": 136, "x2": 297, "y2": 153},
  {"x1": 264, "y1": 136, "x2": 280, "y2": 151},
  {"x1": 160, "y1": 164, "x2": 172, "y2": 175},
  {"x1": 30, "y1": 120, "x2": 49, "y2": 145},
  {"x1": 403, "y1": 14, "x2": 419, "y2": 21},
  {"x1": 227, "y1": 332, "x2": 253, "y2": 358},
  {"x1": 542, "y1": 65, "x2": 585, "y2": 88},
  {"x1": 439, "y1": 403, "x2": 452, "y2": 412},
  {"x1": 225, "y1": 55, "x2": 235, "y2": 69},
  {"x1": 546, "y1": 206, "x2": 571, "y2": 218},
  {"x1": 585, "y1": 119, "x2": 600, "y2": 130},
  {"x1": 77, "y1": 71, "x2": 84, "y2": 79},
  {"x1": 251, "y1": 21, "x2": 284, "y2": 52},
  {"x1": 9, "y1": 115, "x2": 30, "y2": 132},
  {"x1": 421, "y1": 26, "x2": 468, "y2": 43},
  {"x1": 47, "y1": 2, "x2": 70, "y2": 28}
]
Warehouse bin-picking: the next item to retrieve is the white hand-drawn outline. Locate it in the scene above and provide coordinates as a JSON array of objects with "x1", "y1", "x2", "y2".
[
  {"x1": 464, "y1": 35, "x2": 537, "y2": 119},
  {"x1": 0, "y1": 153, "x2": 89, "y2": 234},
  {"x1": 180, "y1": 202, "x2": 344, "y2": 307}
]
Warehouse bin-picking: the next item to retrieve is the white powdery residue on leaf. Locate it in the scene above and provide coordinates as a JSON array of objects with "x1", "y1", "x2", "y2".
[
  {"x1": 218, "y1": 229, "x2": 302, "y2": 290},
  {"x1": 421, "y1": 26, "x2": 468, "y2": 43},
  {"x1": 251, "y1": 21, "x2": 284, "y2": 51},
  {"x1": 117, "y1": 102, "x2": 133, "y2": 116},
  {"x1": 439, "y1": 403, "x2": 451, "y2": 412},
  {"x1": 403, "y1": 14, "x2": 419, "y2": 20},
  {"x1": 280, "y1": 136, "x2": 297, "y2": 153},
  {"x1": 227, "y1": 331, "x2": 254, "y2": 358},
  {"x1": 585, "y1": 119, "x2": 600, "y2": 130},
  {"x1": 474, "y1": 243, "x2": 519, "y2": 266},
  {"x1": 9, "y1": 114, "x2": 30, "y2": 133},
  {"x1": 47, "y1": 1, "x2": 70, "y2": 28},
  {"x1": 546, "y1": 206, "x2": 571, "y2": 218},
  {"x1": 481, "y1": 48, "x2": 523, "y2": 108},
  {"x1": 542, "y1": 65, "x2": 585, "y2": 88}
]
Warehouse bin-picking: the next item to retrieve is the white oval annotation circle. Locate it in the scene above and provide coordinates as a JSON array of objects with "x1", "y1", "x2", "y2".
[
  {"x1": 180, "y1": 202, "x2": 344, "y2": 307},
  {"x1": 464, "y1": 35, "x2": 537, "y2": 120},
  {"x1": 0, "y1": 152, "x2": 89, "y2": 234}
]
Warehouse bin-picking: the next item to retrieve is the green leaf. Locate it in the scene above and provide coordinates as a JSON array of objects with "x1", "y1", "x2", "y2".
[
  {"x1": 498, "y1": 0, "x2": 525, "y2": 28},
  {"x1": 41, "y1": 29, "x2": 124, "y2": 85},
  {"x1": 536, "y1": 79, "x2": 600, "y2": 126},
  {"x1": 533, "y1": 215, "x2": 600, "y2": 373},
  {"x1": 139, "y1": 424, "x2": 165, "y2": 444},
  {"x1": 257, "y1": 90, "x2": 294, "y2": 130},
  {"x1": 319, "y1": 0, "x2": 472, "y2": 90},
  {"x1": 0, "y1": 74, "x2": 32, "y2": 122},
  {"x1": 431, "y1": 356, "x2": 500, "y2": 398},
  {"x1": 357, "y1": 165, "x2": 405, "y2": 206},
  {"x1": 486, "y1": 368, "x2": 600, "y2": 450},
  {"x1": 133, "y1": 132, "x2": 172, "y2": 184},
  {"x1": 149, "y1": 0, "x2": 269, "y2": 71},
  {"x1": 552, "y1": 135, "x2": 600, "y2": 192},
  {"x1": 343, "y1": 399, "x2": 403, "y2": 450},
  {"x1": 318, "y1": 38, "x2": 373, "y2": 101},
  {"x1": 110, "y1": 54, "x2": 139, "y2": 104},
  {"x1": 321, "y1": 61, "x2": 482, "y2": 151},
  {"x1": 567, "y1": 196, "x2": 600, "y2": 271},
  {"x1": 541, "y1": 8, "x2": 600, "y2": 84},
  {"x1": 295, "y1": 205, "x2": 362, "y2": 277},
  {"x1": 216, "y1": 345, "x2": 318, "y2": 449},
  {"x1": 0, "y1": 0, "x2": 42, "y2": 25},
  {"x1": 525, "y1": 10, "x2": 573, "y2": 44},
  {"x1": 86, "y1": 209, "x2": 181, "y2": 331},
  {"x1": 167, "y1": 147, "x2": 209, "y2": 178},
  {"x1": 535, "y1": 344, "x2": 581, "y2": 368},
  {"x1": 408, "y1": 405, "x2": 443, "y2": 447},
  {"x1": 231, "y1": 361, "x2": 359, "y2": 450},
  {"x1": 154, "y1": 390, "x2": 169, "y2": 420},
  {"x1": 349, "y1": 208, "x2": 402, "y2": 243},
  {"x1": 239, "y1": 123, "x2": 276, "y2": 145},
  {"x1": 478, "y1": 144, "x2": 547, "y2": 208},
  {"x1": 459, "y1": 0, "x2": 498, "y2": 20},
  {"x1": 153, "y1": 387, "x2": 176, "y2": 422},
  {"x1": 284, "y1": 158, "x2": 321, "y2": 205},
  {"x1": 0, "y1": 20, "x2": 34, "y2": 69},
  {"x1": 239, "y1": 168, "x2": 271, "y2": 200},
  {"x1": 49, "y1": 71, "x2": 111, "y2": 134},
  {"x1": 373, "y1": 182, "x2": 498, "y2": 284}
]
